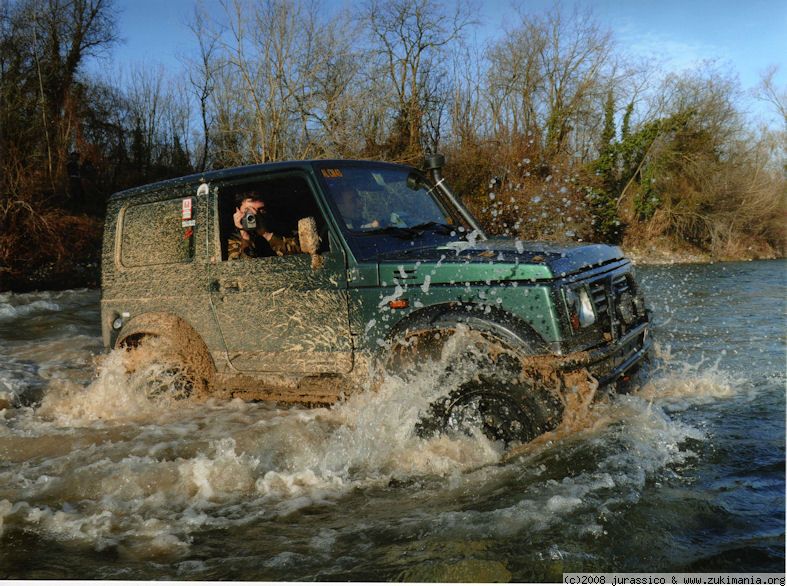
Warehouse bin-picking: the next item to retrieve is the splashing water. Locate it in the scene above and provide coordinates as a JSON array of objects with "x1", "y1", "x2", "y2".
[
  {"x1": 1, "y1": 337, "x2": 510, "y2": 559},
  {"x1": 0, "y1": 261, "x2": 784, "y2": 579},
  {"x1": 0, "y1": 330, "x2": 723, "y2": 560}
]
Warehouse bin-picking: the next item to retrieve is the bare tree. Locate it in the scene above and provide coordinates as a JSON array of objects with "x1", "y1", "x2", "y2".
[
  {"x1": 484, "y1": 5, "x2": 616, "y2": 165},
  {"x1": 364, "y1": 0, "x2": 475, "y2": 161},
  {"x1": 299, "y1": 14, "x2": 365, "y2": 157},
  {"x1": 0, "y1": 0, "x2": 117, "y2": 202},
  {"x1": 30, "y1": 0, "x2": 118, "y2": 185},
  {"x1": 755, "y1": 65, "x2": 787, "y2": 127},
  {"x1": 0, "y1": 0, "x2": 118, "y2": 283},
  {"x1": 185, "y1": 3, "x2": 222, "y2": 171},
  {"x1": 200, "y1": 0, "x2": 362, "y2": 164}
]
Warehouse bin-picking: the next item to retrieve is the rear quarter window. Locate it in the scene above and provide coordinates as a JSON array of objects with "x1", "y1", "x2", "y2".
[{"x1": 120, "y1": 197, "x2": 194, "y2": 267}]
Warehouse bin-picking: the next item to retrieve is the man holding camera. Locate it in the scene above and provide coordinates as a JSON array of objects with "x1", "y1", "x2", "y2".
[{"x1": 227, "y1": 194, "x2": 301, "y2": 260}]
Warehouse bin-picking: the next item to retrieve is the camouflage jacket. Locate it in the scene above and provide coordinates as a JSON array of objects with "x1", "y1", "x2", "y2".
[
  {"x1": 227, "y1": 230, "x2": 301, "y2": 260},
  {"x1": 267, "y1": 234, "x2": 301, "y2": 256}
]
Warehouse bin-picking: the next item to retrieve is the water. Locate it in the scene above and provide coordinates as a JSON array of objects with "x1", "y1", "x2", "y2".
[{"x1": 0, "y1": 261, "x2": 784, "y2": 580}]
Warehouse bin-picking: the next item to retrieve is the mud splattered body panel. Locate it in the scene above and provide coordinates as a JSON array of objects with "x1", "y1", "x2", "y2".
[
  {"x1": 101, "y1": 186, "x2": 225, "y2": 358},
  {"x1": 100, "y1": 159, "x2": 650, "y2": 405},
  {"x1": 208, "y1": 251, "x2": 352, "y2": 373}
]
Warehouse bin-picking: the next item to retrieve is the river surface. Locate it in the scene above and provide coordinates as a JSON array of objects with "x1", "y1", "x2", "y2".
[{"x1": 0, "y1": 261, "x2": 784, "y2": 580}]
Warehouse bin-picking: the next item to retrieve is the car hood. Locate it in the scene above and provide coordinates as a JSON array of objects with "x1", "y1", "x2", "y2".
[{"x1": 375, "y1": 238, "x2": 625, "y2": 284}]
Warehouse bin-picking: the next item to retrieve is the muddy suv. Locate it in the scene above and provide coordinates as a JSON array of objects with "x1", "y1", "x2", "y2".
[{"x1": 101, "y1": 156, "x2": 650, "y2": 444}]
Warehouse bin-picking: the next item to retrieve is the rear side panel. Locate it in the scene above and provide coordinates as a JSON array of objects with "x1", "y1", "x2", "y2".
[{"x1": 100, "y1": 183, "x2": 224, "y2": 358}]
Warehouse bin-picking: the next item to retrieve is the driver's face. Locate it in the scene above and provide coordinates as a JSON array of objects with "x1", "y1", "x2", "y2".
[{"x1": 337, "y1": 189, "x2": 355, "y2": 212}]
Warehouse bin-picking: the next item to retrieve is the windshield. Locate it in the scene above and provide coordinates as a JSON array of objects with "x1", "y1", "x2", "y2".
[{"x1": 320, "y1": 165, "x2": 459, "y2": 233}]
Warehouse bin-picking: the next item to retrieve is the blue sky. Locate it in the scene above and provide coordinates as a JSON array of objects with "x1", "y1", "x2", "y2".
[{"x1": 103, "y1": 0, "x2": 787, "y2": 125}]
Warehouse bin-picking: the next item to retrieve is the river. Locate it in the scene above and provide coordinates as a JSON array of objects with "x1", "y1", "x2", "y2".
[{"x1": 0, "y1": 260, "x2": 784, "y2": 580}]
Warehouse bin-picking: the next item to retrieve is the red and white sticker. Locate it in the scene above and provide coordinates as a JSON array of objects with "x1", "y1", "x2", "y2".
[{"x1": 182, "y1": 197, "x2": 193, "y2": 220}]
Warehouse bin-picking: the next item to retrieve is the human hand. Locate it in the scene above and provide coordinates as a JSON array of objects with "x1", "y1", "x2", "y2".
[
  {"x1": 233, "y1": 207, "x2": 244, "y2": 229},
  {"x1": 234, "y1": 199, "x2": 265, "y2": 230}
]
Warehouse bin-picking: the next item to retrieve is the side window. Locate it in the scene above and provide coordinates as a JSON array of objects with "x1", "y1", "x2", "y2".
[
  {"x1": 121, "y1": 198, "x2": 194, "y2": 267},
  {"x1": 219, "y1": 174, "x2": 329, "y2": 261}
]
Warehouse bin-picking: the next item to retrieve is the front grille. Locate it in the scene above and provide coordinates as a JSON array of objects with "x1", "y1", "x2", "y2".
[
  {"x1": 589, "y1": 280, "x2": 608, "y2": 315},
  {"x1": 586, "y1": 271, "x2": 644, "y2": 339},
  {"x1": 612, "y1": 274, "x2": 631, "y2": 295}
]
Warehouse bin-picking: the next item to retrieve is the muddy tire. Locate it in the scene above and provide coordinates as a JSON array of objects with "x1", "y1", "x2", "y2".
[
  {"x1": 390, "y1": 327, "x2": 564, "y2": 446},
  {"x1": 418, "y1": 377, "x2": 563, "y2": 445},
  {"x1": 121, "y1": 335, "x2": 211, "y2": 401},
  {"x1": 415, "y1": 368, "x2": 565, "y2": 446}
]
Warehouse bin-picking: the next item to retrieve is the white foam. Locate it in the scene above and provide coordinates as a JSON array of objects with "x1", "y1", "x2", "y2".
[
  {"x1": 0, "y1": 299, "x2": 60, "y2": 320},
  {"x1": 637, "y1": 345, "x2": 743, "y2": 410},
  {"x1": 546, "y1": 494, "x2": 583, "y2": 512},
  {"x1": 178, "y1": 438, "x2": 259, "y2": 502},
  {"x1": 0, "y1": 319, "x2": 750, "y2": 557},
  {"x1": 36, "y1": 351, "x2": 163, "y2": 425},
  {"x1": 0, "y1": 337, "x2": 512, "y2": 552},
  {"x1": 419, "y1": 391, "x2": 706, "y2": 541}
]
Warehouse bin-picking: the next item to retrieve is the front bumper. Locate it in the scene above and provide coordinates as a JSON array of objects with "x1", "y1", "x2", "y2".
[
  {"x1": 584, "y1": 320, "x2": 651, "y2": 386},
  {"x1": 548, "y1": 319, "x2": 651, "y2": 387}
]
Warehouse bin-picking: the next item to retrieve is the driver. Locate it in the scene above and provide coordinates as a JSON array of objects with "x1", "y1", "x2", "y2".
[
  {"x1": 335, "y1": 186, "x2": 380, "y2": 230},
  {"x1": 227, "y1": 193, "x2": 301, "y2": 259}
]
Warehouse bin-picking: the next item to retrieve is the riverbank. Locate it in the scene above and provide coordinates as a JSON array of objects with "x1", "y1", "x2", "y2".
[
  {"x1": 623, "y1": 235, "x2": 782, "y2": 266},
  {"x1": 1, "y1": 240, "x2": 782, "y2": 293},
  {"x1": 624, "y1": 239, "x2": 713, "y2": 265},
  {"x1": 0, "y1": 261, "x2": 100, "y2": 294},
  {"x1": 0, "y1": 213, "x2": 103, "y2": 294}
]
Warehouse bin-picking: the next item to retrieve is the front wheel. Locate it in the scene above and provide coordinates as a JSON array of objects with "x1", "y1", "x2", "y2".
[
  {"x1": 391, "y1": 327, "x2": 567, "y2": 446},
  {"x1": 416, "y1": 373, "x2": 565, "y2": 445}
]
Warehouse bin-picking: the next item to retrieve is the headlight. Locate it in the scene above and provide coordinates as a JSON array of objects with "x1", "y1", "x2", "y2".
[
  {"x1": 112, "y1": 316, "x2": 124, "y2": 330},
  {"x1": 565, "y1": 286, "x2": 596, "y2": 330}
]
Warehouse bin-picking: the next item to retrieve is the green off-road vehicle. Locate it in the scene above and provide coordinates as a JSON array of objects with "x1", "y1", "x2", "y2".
[{"x1": 101, "y1": 155, "x2": 650, "y2": 444}]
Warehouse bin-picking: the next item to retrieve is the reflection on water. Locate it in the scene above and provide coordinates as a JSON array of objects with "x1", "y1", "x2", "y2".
[{"x1": 0, "y1": 261, "x2": 784, "y2": 580}]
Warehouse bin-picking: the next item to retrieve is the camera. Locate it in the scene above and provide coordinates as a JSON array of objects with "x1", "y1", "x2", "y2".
[
  {"x1": 241, "y1": 211, "x2": 268, "y2": 233},
  {"x1": 241, "y1": 211, "x2": 257, "y2": 231}
]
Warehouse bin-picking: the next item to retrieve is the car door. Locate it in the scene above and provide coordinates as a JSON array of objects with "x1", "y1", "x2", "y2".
[{"x1": 208, "y1": 172, "x2": 353, "y2": 374}]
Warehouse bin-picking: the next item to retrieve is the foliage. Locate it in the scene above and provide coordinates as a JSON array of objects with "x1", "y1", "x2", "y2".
[
  {"x1": 0, "y1": 0, "x2": 194, "y2": 287},
  {"x1": 1, "y1": 0, "x2": 785, "y2": 290},
  {"x1": 587, "y1": 90, "x2": 624, "y2": 243}
]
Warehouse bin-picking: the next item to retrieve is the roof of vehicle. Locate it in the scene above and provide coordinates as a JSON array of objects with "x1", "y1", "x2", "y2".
[{"x1": 108, "y1": 159, "x2": 416, "y2": 201}]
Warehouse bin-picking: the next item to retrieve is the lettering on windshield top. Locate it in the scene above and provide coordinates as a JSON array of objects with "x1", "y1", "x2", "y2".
[{"x1": 321, "y1": 168, "x2": 343, "y2": 178}]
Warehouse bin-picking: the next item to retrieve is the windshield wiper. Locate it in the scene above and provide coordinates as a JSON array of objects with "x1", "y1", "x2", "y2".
[
  {"x1": 361, "y1": 222, "x2": 454, "y2": 240},
  {"x1": 408, "y1": 221, "x2": 454, "y2": 235},
  {"x1": 360, "y1": 226, "x2": 421, "y2": 239}
]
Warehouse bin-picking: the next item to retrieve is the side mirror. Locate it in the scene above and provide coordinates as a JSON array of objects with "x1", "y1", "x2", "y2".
[
  {"x1": 423, "y1": 153, "x2": 445, "y2": 171},
  {"x1": 406, "y1": 172, "x2": 423, "y2": 191},
  {"x1": 298, "y1": 217, "x2": 324, "y2": 269}
]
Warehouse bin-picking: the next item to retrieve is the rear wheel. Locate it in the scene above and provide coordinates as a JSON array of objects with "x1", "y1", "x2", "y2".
[{"x1": 121, "y1": 335, "x2": 211, "y2": 401}]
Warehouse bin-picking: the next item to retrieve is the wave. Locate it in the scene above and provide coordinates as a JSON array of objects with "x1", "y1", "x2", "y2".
[
  {"x1": 0, "y1": 331, "x2": 747, "y2": 558},
  {"x1": 0, "y1": 299, "x2": 61, "y2": 321}
]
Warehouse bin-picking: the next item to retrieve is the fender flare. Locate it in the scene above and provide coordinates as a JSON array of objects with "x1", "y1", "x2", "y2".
[
  {"x1": 115, "y1": 312, "x2": 216, "y2": 382},
  {"x1": 386, "y1": 302, "x2": 550, "y2": 355}
]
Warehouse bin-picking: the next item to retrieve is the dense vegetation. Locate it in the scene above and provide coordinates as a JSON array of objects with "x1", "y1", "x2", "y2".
[{"x1": 1, "y1": 0, "x2": 785, "y2": 290}]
